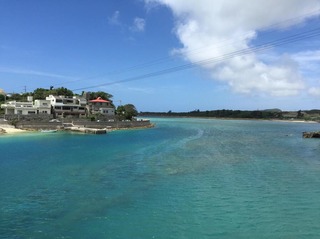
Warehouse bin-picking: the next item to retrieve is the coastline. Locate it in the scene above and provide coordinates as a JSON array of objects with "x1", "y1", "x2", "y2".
[
  {"x1": 0, "y1": 123, "x2": 155, "y2": 136},
  {"x1": 0, "y1": 126, "x2": 28, "y2": 135},
  {"x1": 269, "y1": 119, "x2": 319, "y2": 124},
  {"x1": 144, "y1": 115, "x2": 319, "y2": 124},
  {"x1": 1, "y1": 117, "x2": 317, "y2": 136}
]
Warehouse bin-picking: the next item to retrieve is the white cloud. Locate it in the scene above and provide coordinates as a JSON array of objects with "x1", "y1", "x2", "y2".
[
  {"x1": 127, "y1": 86, "x2": 153, "y2": 94},
  {"x1": 293, "y1": 50, "x2": 320, "y2": 62},
  {"x1": 145, "y1": 0, "x2": 320, "y2": 97},
  {"x1": 0, "y1": 67, "x2": 76, "y2": 80},
  {"x1": 108, "y1": 11, "x2": 121, "y2": 26},
  {"x1": 308, "y1": 87, "x2": 320, "y2": 96},
  {"x1": 292, "y1": 50, "x2": 320, "y2": 72},
  {"x1": 130, "y1": 17, "x2": 146, "y2": 32},
  {"x1": 108, "y1": 11, "x2": 146, "y2": 33}
]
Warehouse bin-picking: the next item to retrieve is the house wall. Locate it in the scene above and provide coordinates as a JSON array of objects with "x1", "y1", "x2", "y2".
[
  {"x1": 47, "y1": 95, "x2": 87, "y2": 117},
  {"x1": 99, "y1": 108, "x2": 115, "y2": 116},
  {"x1": 2, "y1": 100, "x2": 51, "y2": 115},
  {"x1": 89, "y1": 102, "x2": 115, "y2": 116},
  {"x1": 14, "y1": 108, "x2": 36, "y2": 115}
]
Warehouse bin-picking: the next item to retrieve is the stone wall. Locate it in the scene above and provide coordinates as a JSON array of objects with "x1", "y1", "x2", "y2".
[
  {"x1": 4, "y1": 114, "x2": 53, "y2": 122},
  {"x1": 3, "y1": 113, "x2": 153, "y2": 130},
  {"x1": 16, "y1": 119, "x2": 153, "y2": 130},
  {"x1": 79, "y1": 120, "x2": 153, "y2": 129},
  {"x1": 15, "y1": 122, "x2": 62, "y2": 130}
]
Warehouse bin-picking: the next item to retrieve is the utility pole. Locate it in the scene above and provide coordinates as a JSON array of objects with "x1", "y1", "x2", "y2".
[{"x1": 24, "y1": 86, "x2": 27, "y2": 93}]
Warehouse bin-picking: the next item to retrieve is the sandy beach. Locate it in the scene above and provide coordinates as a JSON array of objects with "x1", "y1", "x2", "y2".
[
  {"x1": 270, "y1": 119, "x2": 319, "y2": 124},
  {"x1": 0, "y1": 125, "x2": 28, "y2": 135}
]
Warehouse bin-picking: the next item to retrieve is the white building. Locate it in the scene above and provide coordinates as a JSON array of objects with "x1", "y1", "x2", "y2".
[
  {"x1": 46, "y1": 95, "x2": 87, "y2": 118},
  {"x1": 34, "y1": 100, "x2": 51, "y2": 114},
  {"x1": 1, "y1": 99, "x2": 51, "y2": 115}
]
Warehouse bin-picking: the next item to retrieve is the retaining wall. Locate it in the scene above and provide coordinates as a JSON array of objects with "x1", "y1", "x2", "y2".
[{"x1": 16, "y1": 120, "x2": 153, "y2": 130}]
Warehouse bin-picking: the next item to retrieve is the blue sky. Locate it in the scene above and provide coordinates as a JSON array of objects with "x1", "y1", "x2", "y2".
[{"x1": 1, "y1": 0, "x2": 320, "y2": 112}]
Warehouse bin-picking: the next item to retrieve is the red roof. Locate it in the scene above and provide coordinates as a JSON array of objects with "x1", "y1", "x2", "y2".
[{"x1": 89, "y1": 97, "x2": 110, "y2": 103}]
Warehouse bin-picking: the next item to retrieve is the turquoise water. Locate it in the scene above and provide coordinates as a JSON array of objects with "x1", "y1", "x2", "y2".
[{"x1": 1, "y1": 118, "x2": 320, "y2": 238}]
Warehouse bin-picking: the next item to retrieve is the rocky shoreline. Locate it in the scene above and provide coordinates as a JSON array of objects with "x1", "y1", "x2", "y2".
[
  {"x1": 303, "y1": 131, "x2": 320, "y2": 138},
  {"x1": 0, "y1": 119, "x2": 154, "y2": 135}
]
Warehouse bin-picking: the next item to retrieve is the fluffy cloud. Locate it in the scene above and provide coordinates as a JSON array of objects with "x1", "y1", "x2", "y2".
[
  {"x1": 309, "y1": 87, "x2": 320, "y2": 96},
  {"x1": 292, "y1": 50, "x2": 320, "y2": 72},
  {"x1": 108, "y1": 11, "x2": 121, "y2": 26},
  {"x1": 108, "y1": 11, "x2": 146, "y2": 33},
  {"x1": 131, "y1": 17, "x2": 146, "y2": 32},
  {"x1": 145, "y1": 0, "x2": 320, "y2": 96}
]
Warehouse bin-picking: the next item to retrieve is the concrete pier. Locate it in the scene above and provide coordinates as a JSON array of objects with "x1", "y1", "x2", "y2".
[{"x1": 65, "y1": 126, "x2": 107, "y2": 134}]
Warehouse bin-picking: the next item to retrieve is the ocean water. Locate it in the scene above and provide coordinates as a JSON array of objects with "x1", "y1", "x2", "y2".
[{"x1": 1, "y1": 117, "x2": 320, "y2": 239}]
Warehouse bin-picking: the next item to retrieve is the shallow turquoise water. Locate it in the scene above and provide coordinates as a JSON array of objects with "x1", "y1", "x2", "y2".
[{"x1": 1, "y1": 118, "x2": 320, "y2": 238}]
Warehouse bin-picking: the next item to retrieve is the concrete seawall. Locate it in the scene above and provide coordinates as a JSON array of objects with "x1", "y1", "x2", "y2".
[{"x1": 15, "y1": 120, "x2": 153, "y2": 131}]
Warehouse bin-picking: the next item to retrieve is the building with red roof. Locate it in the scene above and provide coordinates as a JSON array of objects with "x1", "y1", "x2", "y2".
[{"x1": 88, "y1": 97, "x2": 115, "y2": 116}]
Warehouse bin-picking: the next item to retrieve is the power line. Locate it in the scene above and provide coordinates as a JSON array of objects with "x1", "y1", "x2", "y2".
[
  {"x1": 6, "y1": 9, "x2": 320, "y2": 93},
  {"x1": 57, "y1": 9, "x2": 320, "y2": 89},
  {"x1": 72, "y1": 27, "x2": 320, "y2": 92}
]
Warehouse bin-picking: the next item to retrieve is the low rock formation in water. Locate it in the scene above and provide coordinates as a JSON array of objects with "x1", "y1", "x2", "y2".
[{"x1": 303, "y1": 131, "x2": 320, "y2": 138}]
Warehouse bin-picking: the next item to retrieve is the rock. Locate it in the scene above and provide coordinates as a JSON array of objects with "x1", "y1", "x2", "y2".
[
  {"x1": 303, "y1": 131, "x2": 320, "y2": 138},
  {"x1": 0, "y1": 128, "x2": 6, "y2": 134}
]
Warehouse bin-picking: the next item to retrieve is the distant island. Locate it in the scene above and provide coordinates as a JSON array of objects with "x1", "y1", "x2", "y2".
[{"x1": 140, "y1": 109, "x2": 320, "y2": 122}]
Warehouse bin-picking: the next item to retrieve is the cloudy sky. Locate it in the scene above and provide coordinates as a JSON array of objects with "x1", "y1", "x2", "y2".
[{"x1": 1, "y1": 0, "x2": 320, "y2": 111}]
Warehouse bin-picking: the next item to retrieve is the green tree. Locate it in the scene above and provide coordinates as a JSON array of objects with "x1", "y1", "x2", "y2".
[
  {"x1": 52, "y1": 87, "x2": 73, "y2": 97},
  {"x1": 297, "y1": 110, "x2": 304, "y2": 119},
  {"x1": 88, "y1": 91, "x2": 113, "y2": 100},
  {"x1": 0, "y1": 94, "x2": 5, "y2": 103},
  {"x1": 33, "y1": 88, "x2": 50, "y2": 99},
  {"x1": 116, "y1": 104, "x2": 138, "y2": 120},
  {"x1": 9, "y1": 93, "x2": 25, "y2": 101},
  {"x1": 33, "y1": 87, "x2": 74, "y2": 99}
]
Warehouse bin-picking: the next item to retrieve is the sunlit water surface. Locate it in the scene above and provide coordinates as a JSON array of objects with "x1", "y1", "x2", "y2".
[{"x1": 1, "y1": 118, "x2": 320, "y2": 238}]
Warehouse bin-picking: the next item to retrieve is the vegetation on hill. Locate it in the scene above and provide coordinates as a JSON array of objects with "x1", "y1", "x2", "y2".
[
  {"x1": 0, "y1": 87, "x2": 112, "y2": 102},
  {"x1": 0, "y1": 87, "x2": 139, "y2": 120},
  {"x1": 1, "y1": 87, "x2": 318, "y2": 121},
  {"x1": 85, "y1": 91, "x2": 113, "y2": 101},
  {"x1": 140, "y1": 109, "x2": 320, "y2": 121},
  {"x1": 116, "y1": 104, "x2": 138, "y2": 121}
]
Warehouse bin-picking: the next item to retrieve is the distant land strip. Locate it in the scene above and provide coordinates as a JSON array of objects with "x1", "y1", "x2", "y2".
[{"x1": 139, "y1": 109, "x2": 320, "y2": 122}]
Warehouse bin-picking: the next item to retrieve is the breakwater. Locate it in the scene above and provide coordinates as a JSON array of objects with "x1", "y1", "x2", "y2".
[
  {"x1": 64, "y1": 126, "x2": 107, "y2": 134},
  {"x1": 15, "y1": 119, "x2": 153, "y2": 131}
]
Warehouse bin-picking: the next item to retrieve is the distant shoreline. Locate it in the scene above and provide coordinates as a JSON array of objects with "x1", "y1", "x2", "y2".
[
  {"x1": 0, "y1": 117, "x2": 318, "y2": 136},
  {"x1": 269, "y1": 119, "x2": 318, "y2": 124},
  {"x1": 142, "y1": 115, "x2": 319, "y2": 124}
]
